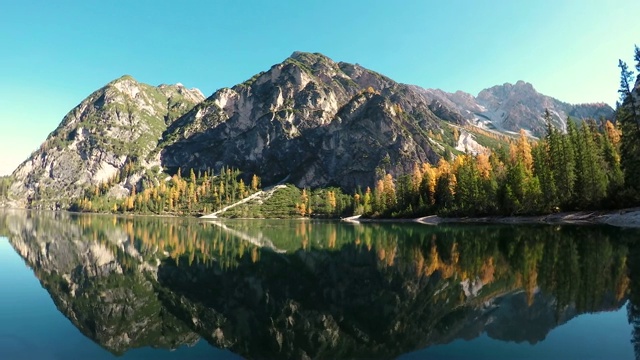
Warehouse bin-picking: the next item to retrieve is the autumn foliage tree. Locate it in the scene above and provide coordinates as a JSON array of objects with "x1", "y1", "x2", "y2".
[
  {"x1": 77, "y1": 165, "x2": 262, "y2": 216},
  {"x1": 359, "y1": 113, "x2": 623, "y2": 218}
]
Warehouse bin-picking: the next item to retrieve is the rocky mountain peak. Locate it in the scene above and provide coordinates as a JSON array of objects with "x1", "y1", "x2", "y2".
[
  {"x1": 158, "y1": 82, "x2": 205, "y2": 103},
  {"x1": 162, "y1": 52, "x2": 385, "y2": 148},
  {"x1": 107, "y1": 74, "x2": 137, "y2": 87},
  {"x1": 288, "y1": 51, "x2": 334, "y2": 66},
  {"x1": 515, "y1": 79, "x2": 533, "y2": 87},
  {"x1": 418, "y1": 79, "x2": 615, "y2": 137},
  {"x1": 477, "y1": 80, "x2": 539, "y2": 103},
  {"x1": 160, "y1": 52, "x2": 441, "y2": 189},
  {"x1": 8, "y1": 76, "x2": 204, "y2": 208}
]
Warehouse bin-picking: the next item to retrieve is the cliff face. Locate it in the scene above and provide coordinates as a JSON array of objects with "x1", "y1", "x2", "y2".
[
  {"x1": 160, "y1": 52, "x2": 442, "y2": 189},
  {"x1": 9, "y1": 77, "x2": 204, "y2": 207}
]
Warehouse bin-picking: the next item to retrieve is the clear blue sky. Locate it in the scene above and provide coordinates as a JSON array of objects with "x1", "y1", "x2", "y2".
[{"x1": 1, "y1": 0, "x2": 638, "y2": 175}]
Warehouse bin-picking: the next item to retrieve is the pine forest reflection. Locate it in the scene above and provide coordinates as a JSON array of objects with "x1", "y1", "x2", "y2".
[{"x1": 1, "y1": 209, "x2": 639, "y2": 359}]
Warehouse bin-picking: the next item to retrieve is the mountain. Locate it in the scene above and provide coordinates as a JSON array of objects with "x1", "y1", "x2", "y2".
[
  {"x1": 5, "y1": 52, "x2": 614, "y2": 208},
  {"x1": 160, "y1": 52, "x2": 443, "y2": 190},
  {"x1": 420, "y1": 80, "x2": 614, "y2": 136},
  {"x1": 9, "y1": 76, "x2": 204, "y2": 207}
]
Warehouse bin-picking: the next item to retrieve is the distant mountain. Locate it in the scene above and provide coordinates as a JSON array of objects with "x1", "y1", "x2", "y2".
[
  {"x1": 420, "y1": 80, "x2": 614, "y2": 136},
  {"x1": 5, "y1": 52, "x2": 615, "y2": 208}
]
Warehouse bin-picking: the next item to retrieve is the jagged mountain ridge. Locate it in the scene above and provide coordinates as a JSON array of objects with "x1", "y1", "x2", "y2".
[
  {"x1": 6, "y1": 52, "x2": 614, "y2": 207},
  {"x1": 420, "y1": 80, "x2": 614, "y2": 136}
]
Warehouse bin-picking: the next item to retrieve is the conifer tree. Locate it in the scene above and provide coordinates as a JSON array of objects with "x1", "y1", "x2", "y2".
[
  {"x1": 251, "y1": 174, "x2": 260, "y2": 191},
  {"x1": 515, "y1": 129, "x2": 534, "y2": 173},
  {"x1": 549, "y1": 119, "x2": 576, "y2": 208},
  {"x1": 618, "y1": 52, "x2": 640, "y2": 196},
  {"x1": 454, "y1": 154, "x2": 481, "y2": 215},
  {"x1": 363, "y1": 187, "x2": 372, "y2": 214},
  {"x1": 503, "y1": 161, "x2": 527, "y2": 214},
  {"x1": 532, "y1": 142, "x2": 558, "y2": 211},
  {"x1": 382, "y1": 173, "x2": 397, "y2": 211},
  {"x1": 419, "y1": 163, "x2": 437, "y2": 207},
  {"x1": 579, "y1": 123, "x2": 608, "y2": 207},
  {"x1": 434, "y1": 172, "x2": 455, "y2": 213}
]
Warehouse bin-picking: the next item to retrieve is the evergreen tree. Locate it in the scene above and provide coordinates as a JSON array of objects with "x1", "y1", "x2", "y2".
[
  {"x1": 581, "y1": 123, "x2": 608, "y2": 207},
  {"x1": 434, "y1": 172, "x2": 455, "y2": 213},
  {"x1": 550, "y1": 119, "x2": 576, "y2": 208},
  {"x1": 532, "y1": 142, "x2": 558, "y2": 212},
  {"x1": 568, "y1": 119, "x2": 593, "y2": 207},
  {"x1": 396, "y1": 174, "x2": 413, "y2": 211},
  {"x1": 502, "y1": 161, "x2": 527, "y2": 214},
  {"x1": 618, "y1": 52, "x2": 640, "y2": 197},
  {"x1": 454, "y1": 155, "x2": 482, "y2": 215}
]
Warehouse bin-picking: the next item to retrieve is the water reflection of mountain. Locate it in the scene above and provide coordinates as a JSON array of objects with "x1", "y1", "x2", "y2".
[{"x1": 0, "y1": 210, "x2": 636, "y2": 359}]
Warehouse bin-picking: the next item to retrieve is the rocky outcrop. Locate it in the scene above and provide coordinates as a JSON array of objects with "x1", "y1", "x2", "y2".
[{"x1": 9, "y1": 76, "x2": 204, "y2": 208}]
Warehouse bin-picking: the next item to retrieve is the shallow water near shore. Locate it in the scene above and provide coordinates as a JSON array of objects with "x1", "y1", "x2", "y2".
[{"x1": 0, "y1": 209, "x2": 638, "y2": 359}]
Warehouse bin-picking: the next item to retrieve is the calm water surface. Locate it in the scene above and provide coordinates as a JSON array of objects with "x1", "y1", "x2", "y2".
[{"x1": 0, "y1": 209, "x2": 638, "y2": 359}]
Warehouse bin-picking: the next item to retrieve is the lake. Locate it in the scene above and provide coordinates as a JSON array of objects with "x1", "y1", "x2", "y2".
[{"x1": 0, "y1": 209, "x2": 637, "y2": 359}]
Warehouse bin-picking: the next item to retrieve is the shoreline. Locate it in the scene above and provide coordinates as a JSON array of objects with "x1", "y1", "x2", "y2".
[
  {"x1": 4, "y1": 206, "x2": 640, "y2": 229},
  {"x1": 344, "y1": 207, "x2": 640, "y2": 229}
]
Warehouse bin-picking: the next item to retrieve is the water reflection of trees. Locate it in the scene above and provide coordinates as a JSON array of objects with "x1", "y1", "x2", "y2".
[
  {"x1": 0, "y1": 211, "x2": 634, "y2": 317},
  {"x1": 0, "y1": 211, "x2": 634, "y2": 314},
  {"x1": 335, "y1": 223, "x2": 630, "y2": 314},
  {"x1": 627, "y1": 240, "x2": 640, "y2": 360},
  {"x1": 69, "y1": 214, "x2": 266, "y2": 270}
]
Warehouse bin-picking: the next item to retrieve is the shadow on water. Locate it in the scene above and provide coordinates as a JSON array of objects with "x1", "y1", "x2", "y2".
[{"x1": 1, "y1": 209, "x2": 639, "y2": 359}]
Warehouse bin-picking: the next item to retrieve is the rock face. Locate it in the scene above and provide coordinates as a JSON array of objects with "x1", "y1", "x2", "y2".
[
  {"x1": 9, "y1": 76, "x2": 204, "y2": 207},
  {"x1": 160, "y1": 52, "x2": 442, "y2": 190},
  {"x1": 421, "y1": 81, "x2": 615, "y2": 136},
  {"x1": 6, "y1": 52, "x2": 615, "y2": 206}
]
